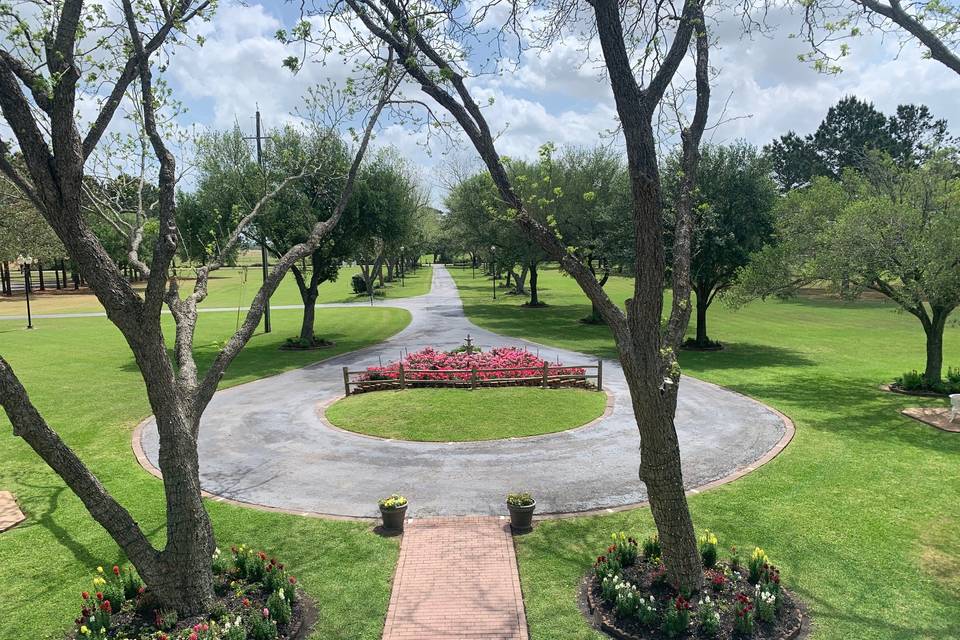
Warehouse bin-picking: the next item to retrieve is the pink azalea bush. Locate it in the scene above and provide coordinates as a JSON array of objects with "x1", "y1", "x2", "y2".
[{"x1": 361, "y1": 347, "x2": 585, "y2": 383}]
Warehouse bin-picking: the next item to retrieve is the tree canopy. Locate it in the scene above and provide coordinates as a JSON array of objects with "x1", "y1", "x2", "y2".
[{"x1": 735, "y1": 150, "x2": 960, "y2": 385}]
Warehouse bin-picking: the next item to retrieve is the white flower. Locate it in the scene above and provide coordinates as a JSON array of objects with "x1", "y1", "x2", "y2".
[{"x1": 278, "y1": 588, "x2": 285, "y2": 600}]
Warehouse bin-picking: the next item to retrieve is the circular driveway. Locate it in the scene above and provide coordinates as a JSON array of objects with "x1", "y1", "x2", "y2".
[{"x1": 138, "y1": 266, "x2": 790, "y2": 518}]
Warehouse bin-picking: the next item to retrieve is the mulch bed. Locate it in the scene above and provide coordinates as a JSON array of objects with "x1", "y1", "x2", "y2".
[
  {"x1": 881, "y1": 383, "x2": 955, "y2": 398},
  {"x1": 581, "y1": 560, "x2": 805, "y2": 640},
  {"x1": 280, "y1": 338, "x2": 336, "y2": 351},
  {"x1": 680, "y1": 339, "x2": 724, "y2": 352},
  {"x1": 67, "y1": 585, "x2": 315, "y2": 639}
]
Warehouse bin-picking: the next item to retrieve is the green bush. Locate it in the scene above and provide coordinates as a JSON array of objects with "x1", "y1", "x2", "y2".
[{"x1": 351, "y1": 274, "x2": 367, "y2": 295}]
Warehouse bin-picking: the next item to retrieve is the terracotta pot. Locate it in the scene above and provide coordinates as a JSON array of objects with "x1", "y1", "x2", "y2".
[
  {"x1": 507, "y1": 500, "x2": 536, "y2": 533},
  {"x1": 380, "y1": 504, "x2": 408, "y2": 531}
]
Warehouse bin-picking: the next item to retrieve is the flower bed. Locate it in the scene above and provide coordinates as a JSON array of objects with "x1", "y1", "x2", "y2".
[
  {"x1": 355, "y1": 346, "x2": 588, "y2": 391},
  {"x1": 583, "y1": 532, "x2": 804, "y2": 640},
  {"x1": 69, "y1": 546, "x2": 312, "y2": 640}
]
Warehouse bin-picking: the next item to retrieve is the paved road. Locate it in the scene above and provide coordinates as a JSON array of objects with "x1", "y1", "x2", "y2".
[{"x1": 140, "y1": 266, "x2": 787, "y2": 518}]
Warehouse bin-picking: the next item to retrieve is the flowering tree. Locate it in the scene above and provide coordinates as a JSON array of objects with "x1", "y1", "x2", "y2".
[{"x1": 0, "y1": 0, "x2": 397, "y2": 614}]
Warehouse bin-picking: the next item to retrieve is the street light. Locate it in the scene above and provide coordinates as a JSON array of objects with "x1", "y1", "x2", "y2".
[
  {"x1": 15, "y1": 254, "x2": 33, "y2": 329},
  {"x1": 399, "y1": 246, "x2": 405, "y2": 287},
  {"x1": 490, "y1": 245, "x2": 497, "y2": 300}
]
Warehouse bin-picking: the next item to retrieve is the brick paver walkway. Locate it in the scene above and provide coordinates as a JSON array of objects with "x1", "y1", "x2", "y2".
[{"x1": 382, "y1": 517, "x2": 529, "y2": 640}]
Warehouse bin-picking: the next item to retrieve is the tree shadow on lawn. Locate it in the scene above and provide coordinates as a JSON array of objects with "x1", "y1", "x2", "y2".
[
  {"x1": 11, "y1": 472, "x2": 165, "y2": 573},
  {"x1": 711, "y1": 373, "x2": 960, "y2": 455},
  {"x1": 679, "y1": 342, "x2": 816, "y2": 371},
  {"x1": 117, "y1": 329, "x2": 357, "y2": 384}
]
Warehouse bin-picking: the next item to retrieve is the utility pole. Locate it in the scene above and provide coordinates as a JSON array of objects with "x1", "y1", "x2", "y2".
[{"x1": 246, "y1": 109, "x2": 272, "y2": 333}]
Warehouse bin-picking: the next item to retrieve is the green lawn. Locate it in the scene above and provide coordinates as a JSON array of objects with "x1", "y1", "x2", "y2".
[
  {"x1": 0, "y1": 306, "x2": 411, "y2": 639},
  {"x1": 449, "y1": 265, "x2": 960, "y2": 640},
  {"x1": 325, "y1": 387, "x2": 607, "y2": 441},
  {"x1": 0, "y1": 263, "x2": 433, "y2": 317}
]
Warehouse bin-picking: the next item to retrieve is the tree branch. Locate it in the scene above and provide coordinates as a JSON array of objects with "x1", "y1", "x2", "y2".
[{"x1": 0, "y1": 356, "x2": 160, "y2": 576}]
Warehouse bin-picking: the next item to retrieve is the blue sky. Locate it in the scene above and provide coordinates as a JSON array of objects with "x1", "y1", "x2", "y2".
[{"x1": 162, "y1": 1, "x2": 960, "y2": 205}]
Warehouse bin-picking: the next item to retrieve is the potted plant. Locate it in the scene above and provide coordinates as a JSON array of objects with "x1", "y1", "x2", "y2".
[
  {"x1": 378, "y1": 493, "x2": 408, "y2": 531},
  {"x1": 506, "y1": 492, "x2": 536, "y2": 533}
]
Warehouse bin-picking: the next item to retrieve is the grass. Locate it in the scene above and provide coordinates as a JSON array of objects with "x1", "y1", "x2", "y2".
[
  {"x1": 324, "y1": 387, "x2": 608, "y2": 441},
  {"x1": 0, "y1": 263, "x2": 432, "y2": 317},
  {"x1": 448, "y1": 265, "x2": 960, "y2": 640},
  {"x1": 0, "y1": 306, "x2": 412, "y2": 639}
]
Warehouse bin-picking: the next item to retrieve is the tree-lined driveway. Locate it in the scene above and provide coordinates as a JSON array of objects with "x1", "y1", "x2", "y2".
[{"x1": 138, "y1": 265, "x2": 789, "y2": 517}]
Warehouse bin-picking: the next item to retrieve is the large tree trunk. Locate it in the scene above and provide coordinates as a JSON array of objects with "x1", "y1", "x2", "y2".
[
  {"x1": 527, "y1": 262, "x2": 540, "y2": 306},
  {"x1": 291, "y1": 262, "x2": 323, "y2": 343},
  {"x1": 150, "y1": 407, "x2": 215, "y2": 613},
  {"x1": 695, "y1": 285, "x2": 711, "y2": 345},
  {"x1": 922, "y1": 307, "x2": 949, "y2": 385}
]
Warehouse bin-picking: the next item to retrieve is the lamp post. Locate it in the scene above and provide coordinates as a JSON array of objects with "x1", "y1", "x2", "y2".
[
  {"x1": 490, "y1": 245, "x2": 497, "y2": 300},
  {"x1": 399, "y1": 246, "x2": 405, "y2": 287},
  {"x1": 16, "y1": 254, "x2": 33, "y2": 329}
]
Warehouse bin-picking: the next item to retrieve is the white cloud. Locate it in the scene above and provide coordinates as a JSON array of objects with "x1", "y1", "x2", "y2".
[{"x1": 160, "y1": 0, "x2": 960, "y2": 206}]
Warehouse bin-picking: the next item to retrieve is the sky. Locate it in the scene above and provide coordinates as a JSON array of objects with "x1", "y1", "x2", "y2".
[{"x1": 157, "y1": 1, "x2": 960, "y2": 206}]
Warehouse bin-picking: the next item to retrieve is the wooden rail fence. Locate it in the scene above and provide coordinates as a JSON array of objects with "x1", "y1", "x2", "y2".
[{"x1": 342, "y1": 361, "x2": 603, "y2": 395}]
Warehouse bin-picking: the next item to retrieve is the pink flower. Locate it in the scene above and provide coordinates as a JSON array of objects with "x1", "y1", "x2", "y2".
[{"x1": 262, "y1": 607, "x2": 270, "y2": 618}]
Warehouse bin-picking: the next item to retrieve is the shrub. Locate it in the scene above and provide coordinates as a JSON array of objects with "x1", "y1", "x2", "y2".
[
  {"x1": 267, "y1": 588, "x2": 292, "y2": 625},
  {"x1": 248, "y1": 608, "x2": 279, "y2": 640},
  {"x1": 610, "y1": 531, "x2": 638, "y2": 566},
  {"x1": 379, "y1": 493, "x2": 408, "y2": 509},
  {"x1": 747, "y1": 547, "x2": 768, "y2": 584},
  {"x1": 636, "y1": 595, "x2": 659, "y2": 626},
  {"x1": 506, "y1": 492, "x2": 534, "y2": 507},
  {"x1": 697, "y1": 596, "x2": 721, "y2": 637},
  {"x1": 360, "y1": 346, "x2": 586, "y2": 383},
  {"x1": 600, "y1": 574, "x2": 621, "y2": 604},
  {"x1": 641, "y1": 533, "x2": 661, "y2": 560},
  {"x1": 699, "y1": 529, "x2": 718, "y2": 568},
  {"x1": 614, "y1": 580, "x2": 642, "y2": 619},
  {"x1": 351, "y1": 274, "x2": 368, "y2": 295},
  {"x1": 733, "y1": 593, "x2": 754, "y2": 635},
  {"x1": 948, "y1": 366, "x2": 960, "y2": 385},
  {"x1": 754, "y1": 584, "x2": 777, "y2": 623},
  {"x1": 729, "y1": 545, "x2": 742, "y2": 571},
  {"x1": 706, "y1": 569, "x2": 726, "y2": 592},
  {"x1": 593, "y1": 554, "x2": 621, "y2": 581},
  {"x1": 662, "y1": 595, "x2": 692, "y2": 637}
]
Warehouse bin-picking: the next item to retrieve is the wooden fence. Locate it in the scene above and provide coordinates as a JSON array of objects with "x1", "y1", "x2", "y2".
[{"x1": 342, "y1": 361, "x2": 603, "y2": 395}]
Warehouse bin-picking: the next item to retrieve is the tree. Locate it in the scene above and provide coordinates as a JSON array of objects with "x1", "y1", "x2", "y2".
[
  {"x1": 765, "y1": 97, "x2": 951, "y2": 190},
  {"x1": 664, "y1": 142, "x2": 776, "y2": 347},
  {"x1": 0, "y1": 0, "x2": 397, "y2": 614},
  {"x1": 348, "y1": 151, "x2": 423, "y2": 297},
  {"x1": 799, "y1": 0, "x2": 960, "y2": 76},
  {"x1": 552, "y1": 146, "x2": 632, "y2": 322},
  {"x1": 185, "y1": 125, "x2": 356, "y2": 344},
  {"x1": 303, "y1": 0, "x2": 713, "y2": 589},
  {"x1": 734, "y1": 151, "x2": 960, "y2": 385}
]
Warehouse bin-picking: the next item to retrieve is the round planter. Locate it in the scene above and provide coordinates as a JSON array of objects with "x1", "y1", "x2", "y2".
[
  {"x1": 380, "y1": 504, "x2": 408, "y2": 531},
  {"x1": 507, "y1": 500, "x2": 536, "y2": 533}
]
